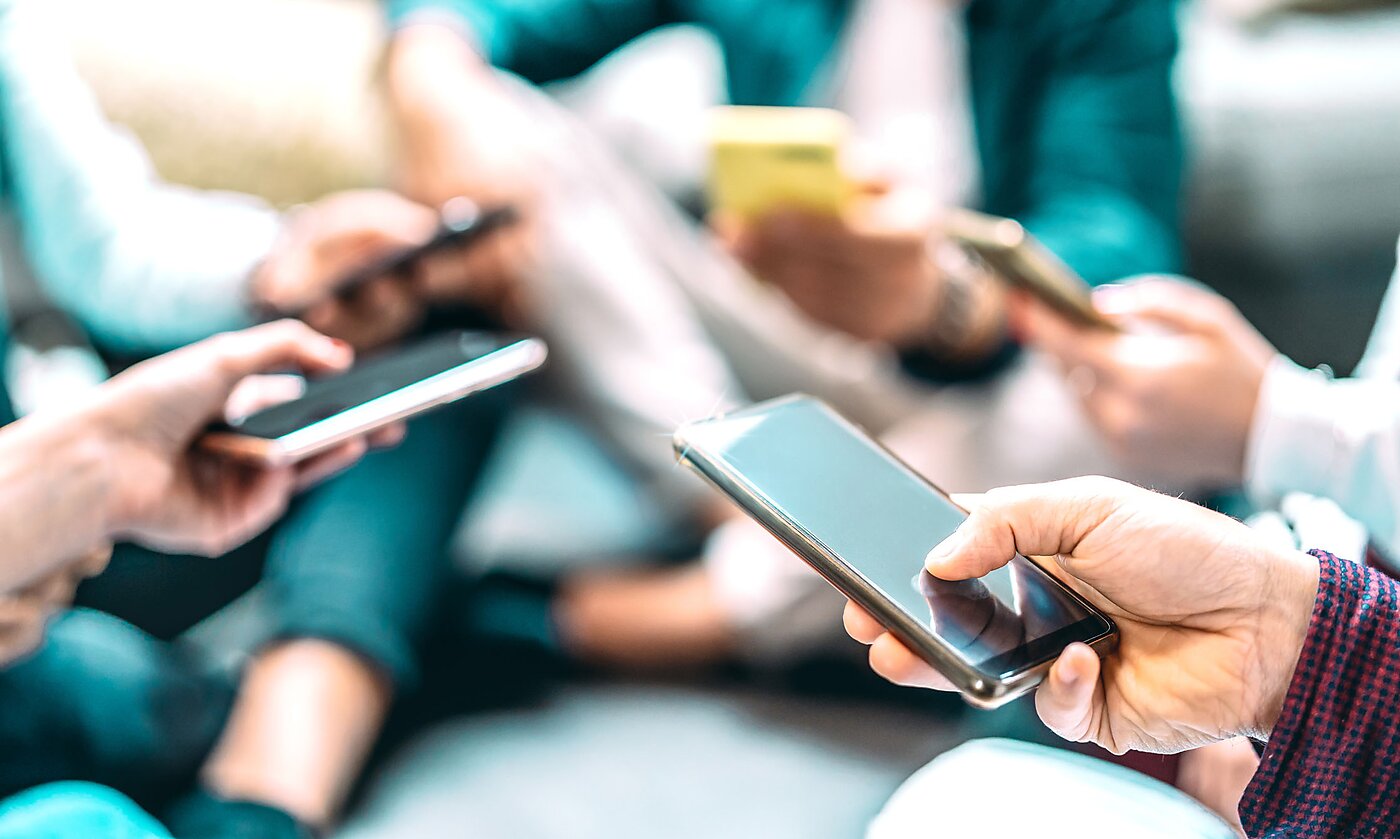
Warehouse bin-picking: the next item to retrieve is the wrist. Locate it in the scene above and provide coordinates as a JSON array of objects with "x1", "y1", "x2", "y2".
[
  {"x1": 27, "y1": 403, "x2": 125, "y2": 548},
  {"x1": 910, "y1": 245, "x2": 1009, "y2": 360},
  {"x1": 1246, "y1": 545, "x2": 1321, "y2": 739}
]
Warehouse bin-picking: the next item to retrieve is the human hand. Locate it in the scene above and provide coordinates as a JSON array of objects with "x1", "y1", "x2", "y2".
[
  {"x1": 0, "y1": 546, "x2": 110, "y2": 665},
  {"x1": 1017, "y1": 277, "x2": 1276, "y2": 488},
  {"x1": 251, "y1": 190, "x2": 438, "y2": 351},
  {"x1": 716, "y1": 191, "x2": 943, "y2": 345},
  {"x1": 843, "y1": 476, "x2": 1319, "y2": 754},
  {"x1": 385, "y1": 25, "x2": 540, "y2": 315},
  {"x1": 90, "y1": 321, "x2": 401, "y2": 556}
]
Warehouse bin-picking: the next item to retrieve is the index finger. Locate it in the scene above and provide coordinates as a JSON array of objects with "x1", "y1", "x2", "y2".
[
  {"x1": 208, "y1": 320, "x2": 353, "y2": 386},
  {"x1": 926, "y1": 477, "x2": 1132, "y2": 581},
  {"x1": 1017, "y1": 296, "x2": 1115, "y2": 376}
]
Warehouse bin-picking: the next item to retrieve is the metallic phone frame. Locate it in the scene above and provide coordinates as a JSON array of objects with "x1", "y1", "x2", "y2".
[
  {"x1": 942, "y1": 209, "x2": 1119, "y2": 332},
  {"x1": 673, "y1": 394, "x2": 1117, "y2": 709},
  {"x1": 202, "y1": 337, "x2": 547, "y2": 467}
]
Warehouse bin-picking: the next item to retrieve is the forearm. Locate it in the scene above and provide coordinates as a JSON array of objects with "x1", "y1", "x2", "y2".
[
  {"x1": 383, "y1": 0, "x2": 671, "y2": 84},
  {"x1": 0, "y1": 409, "x2": 117, "y2": 592},
  {"x1": 384, "y1": 25, "x2": 512, "y2": 204},
  {"x1": 1241, "y1": 552, "x2": 1400, "y2": 836},
  {"x1": 1246, "y1": 358, "x2": 1400, "y2": 553}
]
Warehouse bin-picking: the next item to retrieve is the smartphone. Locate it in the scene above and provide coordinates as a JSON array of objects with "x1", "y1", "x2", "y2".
[
  {"x1": 941, "y1": 209, "x2": 1118, "y2": 332},
  {"x1": 279, "y1": 200, "x2": 520, "y2": 319},
  {"x1": 674, "y1": 394, "x2": 1117, "y2": 709},
  {"x1": 707, "y1": 106, "x2": 853, "y2": 220},
  {"x1": 201, "y1": 331, "x2": 546, "y2": 467}
]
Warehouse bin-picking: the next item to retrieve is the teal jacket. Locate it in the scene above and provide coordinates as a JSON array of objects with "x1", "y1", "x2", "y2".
[{"x1": 387, "y1": 0, "x2": 1184, "y2": 284}]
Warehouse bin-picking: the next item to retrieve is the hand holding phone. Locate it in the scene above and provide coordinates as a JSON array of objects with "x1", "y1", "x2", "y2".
[
  {"x1": 201, "y1": 330, "x2": 545, "y2": 467},
  {"x1": 940, "y1": 209, "x2": 1118, "y2": 332},
  {"x1": 674, "y1": 395, "x2": 1117, "y2": 709},
  {"x1": 845, "y1": 475, "x2": 1321, "y2": 757},
  {"x1": 283, "y1": 199, "x2": 521, "y2": 319},
  {"x1": 252, "y1": 192, "x2": 521, "y2": 350}
]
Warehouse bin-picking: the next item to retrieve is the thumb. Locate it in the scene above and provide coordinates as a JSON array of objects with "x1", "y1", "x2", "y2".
[{"x1": 926, "y1": 478, "x2": 1125, "y2": 580}]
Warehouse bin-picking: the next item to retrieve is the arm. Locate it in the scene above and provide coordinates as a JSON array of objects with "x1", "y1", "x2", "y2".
[
  {"x1": 1013, "y1": 0, "x2": 1184, "y2": 284},
  {"x1": 1241, "y1": 552, "x2": 1400, "y2": 837},
  {"x1": 0, "y1": 3, "x2": 276, "y2": 354},
  {"x1": 0, "y1": 408, "x2": 116, "y2": 593},
  {"x1": 384, "y1": 0, "x2": 679, "y2": 85},
  {"x1": 1246, "y1": 358, "x2": 1400, "y2": 555}
]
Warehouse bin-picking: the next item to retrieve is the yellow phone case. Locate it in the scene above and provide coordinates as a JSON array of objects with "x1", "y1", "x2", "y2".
[{"x1": 707, "y1": 106, "x2": 853, "y2": 219}]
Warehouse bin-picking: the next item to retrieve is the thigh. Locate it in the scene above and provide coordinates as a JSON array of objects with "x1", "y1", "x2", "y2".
[
  {"x1": 869, "y1": 739, "x2": 1238, "y2": 839},
  {"x1": 257, "y1": 389, "x2": 512, "y2": 685}
]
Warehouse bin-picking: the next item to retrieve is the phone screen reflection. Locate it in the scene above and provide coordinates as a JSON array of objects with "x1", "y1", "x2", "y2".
[{"x1": 689, "y1": 399, "x2": 1094, "y2": 668}]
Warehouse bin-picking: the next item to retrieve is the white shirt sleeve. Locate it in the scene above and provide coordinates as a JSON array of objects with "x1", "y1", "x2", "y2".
[
  {"x1": 1246, "y1": 354, "x2": 1400, "y2": 555},
  {"x1": 0, "y1": 1, "x2": 278, "y2": 354}
]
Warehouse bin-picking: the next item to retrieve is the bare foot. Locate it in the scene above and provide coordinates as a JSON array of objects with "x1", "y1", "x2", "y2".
[
  {"x1": 201, "y1": 639, "x2": 391, "y2": 829},
  {"x1": 555, "y1": 563, "x2": 736, "y2": 670}
]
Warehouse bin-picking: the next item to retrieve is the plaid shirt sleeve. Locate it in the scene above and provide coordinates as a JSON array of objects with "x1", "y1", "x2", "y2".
[{"x1": 1240, "y1": 550, "x2": 1400, "y2": 836}]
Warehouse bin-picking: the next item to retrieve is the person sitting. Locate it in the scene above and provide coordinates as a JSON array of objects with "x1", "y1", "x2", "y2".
[
  {"x1": 1008, "y1": 233, "x2": 1400, "y2": 820},
  {"x1": 0, "y1": 3, "x2": 506, "y2": 833},
  {"x1": 0, "y1": 322, "x2": 392, "y2": 839},
  {"x1": 377, "y1": 0, "x2": 1186, "y2": 670},
  {"x1": 844, "y1": 475, "x2": 1388, "y2": 837}
]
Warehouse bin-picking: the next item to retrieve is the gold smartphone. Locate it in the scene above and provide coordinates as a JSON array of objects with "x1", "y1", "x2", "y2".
[
  {"x1": 942, "y1": 209, "x2": 1118, "y2": 331},
  {"x1": 200, "y1": 331, "x2": 546, "y2": 467},
  {"x1": 707, "y1": 106, "x2": 853, "y2": 220}
]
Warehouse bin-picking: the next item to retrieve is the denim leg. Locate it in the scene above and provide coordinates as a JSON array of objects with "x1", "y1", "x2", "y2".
[
  {"x1": 0, "y1": 610, "x2": 233, "y2": 807},
  {"x1": 256, "y1": 390, "x2": 511, "y2": 690}
]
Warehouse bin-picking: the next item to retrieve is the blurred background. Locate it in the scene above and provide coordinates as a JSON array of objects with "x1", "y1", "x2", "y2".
[{"x1": 33, "y1": 0, "x2": 1400, "y2": 835}]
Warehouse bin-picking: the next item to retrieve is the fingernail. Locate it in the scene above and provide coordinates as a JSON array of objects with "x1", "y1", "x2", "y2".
[
  {"x1": 1091, "y1": 284, "x2": 1134, "y2": 315},
  {"x1": 925, "y1": 527, "x2": 965, "y2": 569}
]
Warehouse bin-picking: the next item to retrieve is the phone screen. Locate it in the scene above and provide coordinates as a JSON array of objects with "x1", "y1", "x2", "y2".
[
  {"x1": 227, "y1": 331, "x2": 517, "y2": 440},
  {"x1": 680, "y1": 398, "x2": 1111, "y2": 675}
]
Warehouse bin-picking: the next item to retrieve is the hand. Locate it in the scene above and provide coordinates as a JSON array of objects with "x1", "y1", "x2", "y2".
[
  {"x1": 251, "y1": 190, "x2": 438, "y2": 351},
  {"x1": 384, "y1": 26, "x2": 539, "y2": 318},
  {"x1": 90, "y1": 321, "x2": 400, "y2": 556},
  {"x1": 0, "y1": 547, "x2": 110, "y2": 665},
  {"x1": 843, "y1": 476, "x2": 1320, "y2": 755},
  {"x1": 716, "y1": 193, "x2": 943, "y2": 346},
  {"x1": 1018, "y1": 277, "x2": 1276, "y2": 488}
]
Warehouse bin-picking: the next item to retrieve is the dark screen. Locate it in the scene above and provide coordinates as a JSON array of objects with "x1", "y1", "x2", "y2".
[
  {"x1": 227, "y1": 331, "x2": 514, "y2": 439},
  {"x1": 681, "y1": 398, "x2": 1105, "y2": 671}
]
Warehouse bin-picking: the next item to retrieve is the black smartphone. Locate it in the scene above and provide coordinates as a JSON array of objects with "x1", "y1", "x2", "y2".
[
  {"x1": 674, "y1": 394, "x2": 1117, "y2": 709},
  {"x1": 201, "y1": 330, "x2": 545, "y2": 466},
  {"x1": 280, "y1": 200, "x2": 520, "y2": 318}
]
